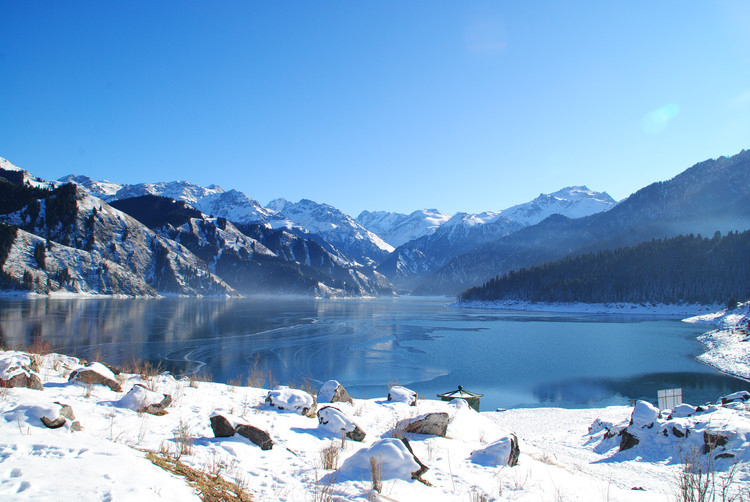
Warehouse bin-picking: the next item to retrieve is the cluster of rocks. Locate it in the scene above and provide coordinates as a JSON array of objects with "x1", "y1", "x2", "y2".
[
  {"x1": 1, "y1": 351, "x2": 176, "y2": 433},
  {"x1": 209, "y1": 414, "x2": 274, "y2": 450},
  {"x1": 0, "y1": 352, "x2": 44, "y2": 390},
  {"x1": 208, "y1": 379, "x2": 520, "y2": 482},
  {"x1": 39, "y1": 401, "x2": 82, "y2": 431},
  {"x1": 4, "y1": 349, "x2": 520, "y2": 483},
  {"x1": 587, "y1": 392, "x2": 750, "y2": 462}
]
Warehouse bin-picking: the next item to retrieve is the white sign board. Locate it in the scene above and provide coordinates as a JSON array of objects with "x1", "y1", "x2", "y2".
[{"x1": 657, "y1": 388, "x2": 683, "y2": 410}]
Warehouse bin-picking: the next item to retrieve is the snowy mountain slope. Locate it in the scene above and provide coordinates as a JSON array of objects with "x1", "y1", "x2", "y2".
[
  {"x1": 424, "y1": 149, "x2": 750, "y2": 296},
  {"x1": 0, "y1": 224, "x2": 156, "y2": 296},
  {"x1": 267, "y1": 198, "x2": 394, "y2": 266},
  {"x1": 109, "y1": 195, "x2": 395, "y2": 297},
  {"x1": 356, "y1": 209, "x2": 451, "y2": 248},
  {"x1": 0, "y1": 182, "x2": 236, "y2": 296}
]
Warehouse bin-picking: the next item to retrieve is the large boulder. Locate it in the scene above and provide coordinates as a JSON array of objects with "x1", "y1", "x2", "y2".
[
  {"x1": 400, "y1": 412, "x2": 449, "y2": 437},
  {"x1": 619, "y1": 401, "x2": 660, "y2": 451},
  {"x1": 265, "y1": 387, "x2": 315, "y2": 416},
  {"x1": 470, "y1": 434, "x2": 520, "y2": 467},
  {"x1": 69, "y1": 363, "x2": 122, "y2": 392},
  {"x1": 337, "y1": 438, "x2": 428, "y2": 481},
  {"x1": 235, "y1": 424, "x2": 274, "y2": 450},
  {"x1": 318, "y1": 380, "x2": 354, "y2": 405},
  {"x1": 116, "y1": 384, "x2": 172, "y2": 415},
  {"x1": 209, "y1": 415, "x2": 236, "y2": 438},
  {"x1": 209, "y1": 414, "x2": 274, "y2": 450},
  {"x1": 629, "y1": 400, "x2": 660, "y2": 429},
  {"x1": 317, "y1": 406, "x2": 366, "y2": 442},
  {"x1": 0, "y1": 352, "x2": 43, "y2": 390},
  {"x1": 387, "y1": 386, "x2": 417, "y2": 406}
]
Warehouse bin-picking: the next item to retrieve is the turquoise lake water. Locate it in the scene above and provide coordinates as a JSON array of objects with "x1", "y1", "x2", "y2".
[{"x1": 0, "y1": 296, "x2": 745, "y2": 411}]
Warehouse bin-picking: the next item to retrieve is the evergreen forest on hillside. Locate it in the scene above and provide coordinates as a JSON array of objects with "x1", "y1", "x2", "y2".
[{"x1": 459, "y1": 230, "x2": 750, "y2": 306}]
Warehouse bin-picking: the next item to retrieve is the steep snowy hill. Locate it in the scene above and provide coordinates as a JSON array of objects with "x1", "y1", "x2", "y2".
[
  {"x1": 0, "y1": 224, "x2": 157, "y2": 296},
  {"x1": 0, "y1": 182, "x2": 236, "y2": 296},
  {"x1": 356, "y1": 209, "x2": 451, "y2": 248},
  {"x1": 424, "y1": 149, "x2": 750, "y2": 295},
  {"x1": 267, "y1": 198, "x2": 394, "y2": 266}
]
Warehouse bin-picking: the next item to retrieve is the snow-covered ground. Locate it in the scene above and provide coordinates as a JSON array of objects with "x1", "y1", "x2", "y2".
[
  {"x1": 3, "y1": 333, "x2": 750, "y2": 501},
  {"x1": 685, "y1": 302, "x2": 750, "y2": 379}
]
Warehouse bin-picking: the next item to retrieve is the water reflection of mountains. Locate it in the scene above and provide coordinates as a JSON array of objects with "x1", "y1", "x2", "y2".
[{"x1": 534, "y1": 372, "x2": 750, "y2": 407}]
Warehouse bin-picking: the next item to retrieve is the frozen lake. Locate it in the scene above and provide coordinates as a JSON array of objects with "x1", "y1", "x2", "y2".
[{"x1": 0, "y1": 296, "x2": 745, "y2": 410}]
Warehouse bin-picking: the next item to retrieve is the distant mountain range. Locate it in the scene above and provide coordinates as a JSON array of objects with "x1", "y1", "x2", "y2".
[
  {"x1": 2, "y1": 148, "x2": 749, "y2": 300},
  {"x1": 375, "y1": 187, "x2": 616, "y2": 291},
  {"x1": 423, "y1": 149, "x2": 750, "y2": 295}
]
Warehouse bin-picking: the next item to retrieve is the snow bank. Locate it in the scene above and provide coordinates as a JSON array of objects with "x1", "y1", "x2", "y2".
[{"x1": 686, "y1": 302, "x2": 750, "y2": 379}]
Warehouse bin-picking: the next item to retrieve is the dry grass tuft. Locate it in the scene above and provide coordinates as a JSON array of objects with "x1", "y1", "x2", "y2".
[
  {"x1": 146, "y1": 451, "x2": 252, "y2": 501},
  {"x1": 174, "y1": 419, "x2": 194, "y2": 457},
  {"x1": 369, "y1": 455, "x2": 383, "y2": 494},
  {"x1": 188, "y1": 369, "x2": 213, "y2": 388},
  {"x1": 123, "y1": 358, "x2": 163, "y2": 386},
  {"x1": 320, "y1": 442, "x2": 341, "y2": 470}
]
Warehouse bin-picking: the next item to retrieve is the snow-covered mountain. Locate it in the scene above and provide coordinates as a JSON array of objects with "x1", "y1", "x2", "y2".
[
  {"x1": 108, "y1": 195, "x2": 394, "y2": 297},
  {"x1": 422, "y1": 150, "x2": 750, "y2": 295},
  {"x1": 356, "y1": 209, "x2": 451, "y2": 248},
  {"x1": 500, "y1": 186, "x2": 616, "y2": 226},
  {"x1": 376, "y1": 186, "x2": 616, "y2": 291},
  {"x1": 57, "y1": 176, "x2": 281, "y2": 226},
  {"x1": 0, "y1": 180, "x2": 236, "y2": 296},
  {"x1": 59, "y1": 176, "x2": 394, "y2": 266},
  {"x1": 266, "y1": 198, "x2": 394, "y2": 266}
]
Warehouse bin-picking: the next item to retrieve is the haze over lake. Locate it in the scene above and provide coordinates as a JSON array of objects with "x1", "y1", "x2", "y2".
[{"x1": 0, "y1": 296, "x2": 743, "y2": 411}]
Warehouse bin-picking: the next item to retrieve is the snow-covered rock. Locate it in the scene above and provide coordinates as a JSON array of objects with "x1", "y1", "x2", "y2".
[
  {"x1": 721, "y1": 391, "x2": 750, "y2": 404},
  {"x1": 318, "y1": 380, "x2": 353, "y2": 404},
  {"x1": 337, "y1": 438, "x2": 427, "y2": 481},
  {"x1": 69, "y1": 363, "x2": 122, "y2": 392},
  {"x1": 317, "y1": 406, "x2": 366, "y2": 441},
  {"x1": 117, "y1": 384, "x2": 172, "y2": 415},
  {"x1": 630, "y1": 400, "x2": 660, "y2": 429},
  {"x1": 668, "y1": 403, "x2": 697, "y2": 419},
  {"x1": 265, "y1": 387, "x2": 315, "y2": 415},
  {"x1": 387, "y1": 386, "x2": 417, "y2": 406},
  {"x1": 0, "y1": 351, "x2": 43, "y2": 390},
  {"x1": 469, "y1": 434, "x2": 520, "y2": 467},
  {"x1": 399, "y1": 412, "x2": 449, "y2": 437}
]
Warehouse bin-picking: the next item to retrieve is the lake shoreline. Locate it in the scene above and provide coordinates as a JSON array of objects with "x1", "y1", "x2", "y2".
[{"x1": 451, "y1": 299, "x2": 722, "y2": 317}]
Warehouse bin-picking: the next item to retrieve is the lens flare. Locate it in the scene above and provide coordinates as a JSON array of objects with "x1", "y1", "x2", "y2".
[{"x1": 641, "y1": 103, "x2": 680, "y2": 134}]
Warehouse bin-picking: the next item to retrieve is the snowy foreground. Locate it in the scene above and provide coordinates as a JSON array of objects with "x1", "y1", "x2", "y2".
[{"x1": 3, "y1": 344, "x2": 750, "y2": 502}]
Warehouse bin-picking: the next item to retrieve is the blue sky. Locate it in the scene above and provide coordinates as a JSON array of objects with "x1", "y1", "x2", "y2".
[{"x1": 2, "y1": 1, "x2": 749, "y2": 216}]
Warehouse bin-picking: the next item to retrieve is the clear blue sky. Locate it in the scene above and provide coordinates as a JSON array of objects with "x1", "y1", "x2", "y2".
[{"x1": 2, "y1": 1, "x2": 749, "y2": 216}]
